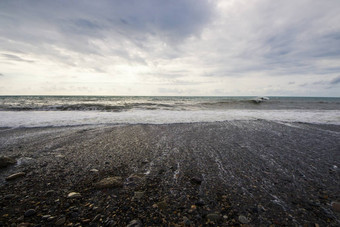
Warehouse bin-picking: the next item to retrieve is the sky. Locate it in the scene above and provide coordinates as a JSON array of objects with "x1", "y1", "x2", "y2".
[{"x1": 0, "y1": 0, "x2": 340, "y2": 96}]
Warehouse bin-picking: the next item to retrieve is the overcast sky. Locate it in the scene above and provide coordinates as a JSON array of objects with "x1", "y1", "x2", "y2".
[{"x1": 0, "y1": 0, "x2": 340, "y2": 96}]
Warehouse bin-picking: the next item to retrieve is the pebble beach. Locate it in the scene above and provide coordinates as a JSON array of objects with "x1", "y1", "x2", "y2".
[{"x1": 0, "y1": 120, "x2": 340, "y2": 226}]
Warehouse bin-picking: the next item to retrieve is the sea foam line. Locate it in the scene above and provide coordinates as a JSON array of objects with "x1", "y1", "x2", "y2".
[{"x1": 0, "y1": 109, "x2": 339, "y2": 127}]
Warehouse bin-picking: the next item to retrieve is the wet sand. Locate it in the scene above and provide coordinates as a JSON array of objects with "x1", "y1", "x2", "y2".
[{"x1": 0, "y1": 120, "x2": 339, "y2": 226}]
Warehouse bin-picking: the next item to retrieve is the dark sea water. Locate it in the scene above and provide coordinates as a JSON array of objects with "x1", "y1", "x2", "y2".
[
  {"x1": 0, "y1": 96, "x2": 339, "y2": 127},
  {"x1": 0, "y1": 96, "x2": 339, "y2": 111}
]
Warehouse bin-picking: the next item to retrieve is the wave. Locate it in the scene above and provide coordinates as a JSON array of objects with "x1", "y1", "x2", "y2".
[
  {"x1": 0, "y1": 103, "x2": 175, "y2": 112},
  {"x1": 1, "y1": 109, "x2": 339, "y2": 127},
  {"x1": 0, "y1": 96, "x2": 339, "y2": 111}
]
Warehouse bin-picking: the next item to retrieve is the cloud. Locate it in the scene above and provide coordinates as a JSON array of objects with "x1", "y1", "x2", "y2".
[
  {"x1": 0, "y1": 0, "x2": 214, "y2": 57},
  {"x1": 330, "y1": 75, "x2": 340, "y2": 84},
  {"x1": 0, "y1": 0, "x2": 339, "y2": 96},
  {"x1": 1, "y1": 54, "x2": 34, "y2": 63}
]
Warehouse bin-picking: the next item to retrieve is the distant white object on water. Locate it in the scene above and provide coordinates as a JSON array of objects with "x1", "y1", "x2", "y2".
[{"x1": 252, "y1": 96, "x2": 270, "y2": 104}]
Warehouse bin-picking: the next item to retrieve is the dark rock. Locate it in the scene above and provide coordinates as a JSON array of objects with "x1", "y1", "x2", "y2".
[
  {"x1": 4, "y1": 194, "x2": 16, "y2": 199},
  {"x1": 332, "y1": 201, "x2": 340, "y2": 213},
  {"x1": 195, "y1": 200, "x2": 205, "y2": 206},
  {"x1": 127, "y1": 219, "x2": 142, "y2": 227},
  {"x1": 71, "y1": 212, "x2": 79, "y2": 218},
  {"x1": 238, "y1": 215, "x2": 250, "y2": 224},
  {"x1": 156, "y1": 200, "x2": 167, "y2": 210},
  {"x1": 92, "y1": 214, "x2": 101, "y2": 222},
  {"x1": 24, "y1": 209, "x2": 36, "y2": 217},
  {"x1": 133, "y1": 191, "x2": 144, "y2": 200},
  {"x1": 42, "y1": 215, "x2": 51, "y2": 220},
  {"x1": 45, "y1": 190, "x2": 55, "y2": 196},
  {"x1": 5, "y1": 172, "x2": 25, "y2": 181},
  {"x1": 55, "y1": 217, "x2": 66, "y2": 226},
  {"x1": 0, "y1": 156, "x2": 16, "y2": 168},
  {"x1": 17, "y1": 223, "x2": 32, "y2": 227},
  {"x1": 47, "y1": 216, "x2": 56, "y2": 222},
  {"x1": 190, "y1": 177, "x2": 202, "y2": 185},
  {"x1": 207, "y1": 213, "x2": 220, "y2": 222},
  {"x1": 94, "y1": 177, "x2": 123, "y2": 189}
]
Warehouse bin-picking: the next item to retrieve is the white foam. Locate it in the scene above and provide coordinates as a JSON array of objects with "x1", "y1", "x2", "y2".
[{"x1": 0, "y1": 109, "x2": 339, "y2": 128}]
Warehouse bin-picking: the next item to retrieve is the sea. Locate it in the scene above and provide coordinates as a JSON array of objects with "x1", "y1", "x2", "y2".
[{"x1": 0, "y1": 96, "x2": 339, "y2": 127}]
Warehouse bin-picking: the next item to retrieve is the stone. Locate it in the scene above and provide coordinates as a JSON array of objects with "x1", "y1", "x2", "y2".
[
  {"x1": 331, "y1": 201, "x2": 340, "y2": 213},
  {"x1": 133, "y1": 191, "x2": 144, "y2": 200},
  {"x1": 195, "y1": 200, "x2": 205, "y2": 206},
  {"x1": 24, "y1": 209, "x2": 36, "y2": 217},
  {"x1": 47, "y1": 216, "x2": 56, "y2": 222},
  {"x1": 127, "y1": 219, "x2": 142, "y2": 227},
  {"x1": 16, "y1": 157, "x2": 34, "y2": 166},
  {"x1": 94, "y1": 177, "x2": 123, "y2": 189},
  {"x1": 92, "y1": 214, "x2": 101, "y2": 222},
  {"x1": 17, "y1": 223, "x2": 32, "y2": 227},
  {"x1": 55, "y1": 154, "x2": 65, "y2": 158},
  {"x1": 238, "y1": 215, "x2": 250, "y2": 224},
  {"x1": 45, "y1": 190, "x2": 55, "y2": 196},
  {"x1": 190, "y1": 177, "x2": 202, "y2": 185},
  {"x1": 207, "y1": 213, "x2": 221, "y2": 222},
  {"x1": 67, "y1": 192, "x2": 81, "y2": 199},
  {"x1": 90, "y1": 169, "x2": 99, "y2": 173},
  {"x1": 4, "y1": 194, "x2": 16, "y2": 199},
  {"x1": 183, "y1": 216, "x2": 191, "y2": 226},
  {"x1": 42, "y1": 215, "x2": 51, "y2": 220},
  {"x1": 156, "y1": 201, "x2": 167, "y2": 210},
  {"x1": 5, "y1": 172, "x2": 25, "y2": 181},
  {"x1": 55, "y1": 217, "x2": 66, "y2": 226},
  {"x1": 0, "y1": 156, "x2": 16, "y2": 168}
]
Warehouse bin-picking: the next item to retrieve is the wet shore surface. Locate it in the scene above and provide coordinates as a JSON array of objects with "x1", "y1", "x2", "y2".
[{"x1": 0, "y1": 120, "x2": 339, "y2": 226}]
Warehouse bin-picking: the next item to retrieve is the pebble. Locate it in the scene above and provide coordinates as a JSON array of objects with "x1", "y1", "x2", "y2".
[
  {"x1": 195, "y1": 200, "x2": 205, "y2": 206},
  {"x1": 57, "y1": 154, "x2": 65, "y2": 159},
  {"x1": 94, "y1": 176, "x2": 123, "y2": 189},
  {"x1": 90, "y1": 169, "x2": 99, "y2": 173},
  {"x1": 207, "y1": 213, "x2": 221, "y2": 222},
  {"x1": 190, "y1": 177, "x2": 202, "y2": 185},
  {"x1": 45, "y1": 190, "x2": 55, "y2": 196},
  {"x1": 183, "y1": 216, "x2": 191, "y2": 226},
  {"x1": 82, "y1": 219, "x2": 91, "y2": 223},
  {"x1": 0, "y1": 156, "x2": 16, "y2": 168},
  {"x1": 156, "y1": 201, "x2": 167, "y2": 210},
  {"x1": 55, "y1": 217, "x2": 66, "y2": 226},
  {"x1": 24, "y1": 209, "x2": 36, "y2": 217},
  {"x1": 67, "y1": 192, "x2": 81, "y2": 199},
  {"x1": 331, "y1": 201, "x2": 340, "y2": 213},
  {"x1": 42, "y1": 215, "x2": 51, "y2": 220},
  {"x1": 4, "y1": 194, "x2": 16, "y2": 199},
  {"x1": 47, "y1": 216, "x2": 56, "y2": 222},
  {"x1": 127, "y1": 219, "x2": 142, "y2": 227},
  {"x1": 17, "y1": 223, "x2": 32, "y2": 227},
  {"x1": 92, "y1": 214, "x2": 101, "y2": 222},
  {"x1": 238, "y1": 215, "x2": 250, "y2": 224},
  {"x1": 133, "y1": 191, "x2": 144, "y2": 200},
  {"x1": 5, "y1": 172, "x2": 25, "y2": 181}
]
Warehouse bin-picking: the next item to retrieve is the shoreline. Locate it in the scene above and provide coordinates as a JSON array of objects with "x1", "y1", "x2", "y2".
[{"x1": 0, "y1": 120, "x2": 339, "y2": 226}]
